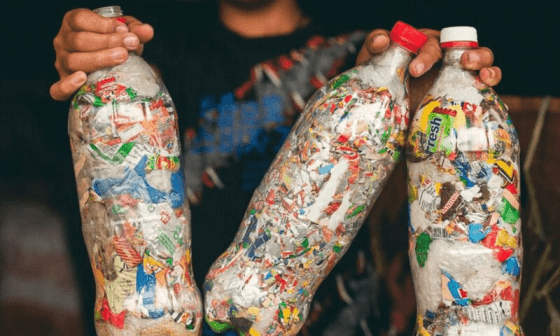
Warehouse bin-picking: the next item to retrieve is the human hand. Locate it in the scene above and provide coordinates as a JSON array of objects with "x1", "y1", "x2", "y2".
[
  {"x1": 356, "y1": 28, "x2": 501, "y2": 85},
  {"x1": 50, "y1": 8, "x2": 154, "y2": 101},
  {"x1": 356, "y1": 27, "x2": 501, "y2": 111}
]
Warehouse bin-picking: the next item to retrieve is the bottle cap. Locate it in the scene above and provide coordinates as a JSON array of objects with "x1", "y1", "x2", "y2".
[
  {"x1": 390, "y1": 21, "x2": 429, "y2": 54},
  {"x1": 94, "y1": 6, "x2": 123, "y2": 18},
  {"x1": 440, "y1": 26, "x2": 479, "y2": 48}
]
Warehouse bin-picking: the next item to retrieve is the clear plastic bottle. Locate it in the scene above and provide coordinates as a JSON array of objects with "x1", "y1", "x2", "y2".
[
  {"x1": 68, "y1": 6, "x2": 202, "y2": 336},
  {"x1": 203, "y1": 22, "x2": 427, "y2": 336},
  {"x1": 406, "y1": 27, "x2": 523, "y2": 336}
]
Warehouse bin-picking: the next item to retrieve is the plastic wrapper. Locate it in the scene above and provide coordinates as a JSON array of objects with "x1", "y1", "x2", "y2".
[
  {"x1": 406, "y1": 27, "x2": 523, "y2": 336},
  {"x1": 203, "y1": 22, "x2": 428, "y2": 336},
  {"x1": 68, "y1": 6, "x2": 202, "y2": 335}
]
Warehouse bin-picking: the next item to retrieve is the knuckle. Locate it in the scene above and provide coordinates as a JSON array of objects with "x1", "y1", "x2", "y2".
[
  {"x1": 110, "y1": 33, "x2": 124, "y2": 48},
  {"x1": 54, "y1": 59, "x2": 63, "y2": 73},
  {"x1": 421, "y1": 28, "x2": 440, "y2": 38},
  {"x1": 485, "y1": 48, "x2": 495, "y2": 63},
  {"x1": 53, "y1": 35, "x2": 62, "y2": 49},
  {"x1": 65, "y1": 8, "x2": 84, "y2": 26},
  {"x1": 62, "y1": 10, "x2": 74, "y2": 23},
  {"x1": 100, "y1": 19, "x2": 115, "y2": 33},
  {"x1": 72, "y1": 9, "x2": 87, "y2": 25},
  {"x1": 66, "y1": 33, "x2": 78, "y2": 50},
  {"x1": 65, "y1": 53, "x2": 80, "y2": 72},
  {"x1": 426, "y1": 39, "x2": 440, "y2": 49},
  {"x1": 94, "y1": 52, "x2": 104, "y2": 68},
  {"x1": 94, "y1": 50, "x2": 113, "y2": 69}
]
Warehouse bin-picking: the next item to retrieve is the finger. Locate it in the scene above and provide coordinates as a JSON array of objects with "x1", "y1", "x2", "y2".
[
  {"x1": 65, "y1": 8, "x2": 126, "y2": 34},
  {"x1": 124, "y1": 16, "x2": 154, "y2": 44},
  {"x1": 461, "y1": 47, "x2": 494, "y2": 70},
  {"x1": 479, "y1": 66, "x2": 502, "y2": 87},
  {"x1": 356, "y1": 29, "x2": 390, "y2": 65},
  {"x1": 50, "y1": 71, "x2": 87, "y2": 101},
  {"x1": 63, "y1": 47, "x2": 128, "y2": 73},
  {"x1": 409, "y1": 30, "x2": 441, "y2": 77},
  {"x1": 135, "y1": 43, "x2": 145, "y2": 56},
  {"x1": 64, "y1": 31, "x2": 139, "y2": 52}
]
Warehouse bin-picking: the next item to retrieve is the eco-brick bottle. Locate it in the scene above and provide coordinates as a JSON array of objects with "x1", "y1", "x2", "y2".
[
  {"x1": 406, "y1": 27, "x2": 523, "y2": 336},
  {"x1": 204, "y1": 22, "x2": 427, "y2": 336},
  {"x1": 67, "y1": 6, "x2": 202, "y2": 336}
]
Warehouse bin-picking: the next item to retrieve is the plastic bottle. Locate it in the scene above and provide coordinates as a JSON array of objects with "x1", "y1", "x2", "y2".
[
  {"x1": 203, "y1": 22, "x2": 427, "y2": 336},
  {"x1": 406, "y1": 27, "x2": 523, "y2": 335},
  {"x1": 67, "y1": 6, "x2": 202, "y2": 336}
]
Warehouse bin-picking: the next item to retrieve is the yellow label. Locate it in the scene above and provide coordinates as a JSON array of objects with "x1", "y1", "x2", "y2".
[
  {"x1": 418, "y1": 100, "x2": 441, "y2": 130},
  {"x1": 452, "y1": 106, "x2": 466, "y2": 129},
  {"x1": 282, "y1": 308, "x2": 291, "y2": 323},
  {"x1": 143, "y1": 255, "x2": 165, "y2": 274},
  {"x1": 248, "y1": 307, "x2": 260, "y2": 316},
  {"x1": 434, "y1": 182, "x2": 442, "y2": 195},
  {"x1": 495, "y1": 159, "x2": 515, "y2": 181}
]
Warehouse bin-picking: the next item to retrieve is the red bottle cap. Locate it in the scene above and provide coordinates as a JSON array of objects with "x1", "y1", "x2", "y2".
[{"x1": 390, "y1": 21, "x2": 428, "y2": 54}]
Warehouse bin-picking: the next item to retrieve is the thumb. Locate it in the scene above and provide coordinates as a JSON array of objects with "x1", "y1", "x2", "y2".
[
  {"x1": 355, "y1": 29, "x2": 390, "y2": 65},
  {"x1": 50, "y1": 72, "x2": 87, "y2": 101}
]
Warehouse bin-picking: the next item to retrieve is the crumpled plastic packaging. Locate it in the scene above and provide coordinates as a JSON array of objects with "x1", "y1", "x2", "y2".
[
  {"x1": 68, "y1": 18, "x2": 203, "y2": 334},
  {"x1": 406, "y1": 32, "x2": 523, "y2": 336},
  {"x1": 204, "y1": 23, "x2": 427, "y2": 336}
]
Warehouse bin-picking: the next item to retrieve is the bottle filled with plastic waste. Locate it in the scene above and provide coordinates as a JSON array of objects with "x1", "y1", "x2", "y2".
[
  {"x1": 67, "y1": 6, "x2": 202, "y2": 336},
  {"x1": 406, "y1": 27, "x2": 523, "y2": 336},
  {"x1": 203, "y1": 21, "x2": 427, "y2": 336}
]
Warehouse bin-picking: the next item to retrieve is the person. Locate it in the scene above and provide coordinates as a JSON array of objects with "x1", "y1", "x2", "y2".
[{"x1": 50, "y1": 0, "x2": 502, "y2": 335}]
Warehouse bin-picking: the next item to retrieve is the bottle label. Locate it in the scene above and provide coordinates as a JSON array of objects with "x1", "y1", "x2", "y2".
[{"x1": 421, "y1": 101, "x2": 459, "y2": 154}]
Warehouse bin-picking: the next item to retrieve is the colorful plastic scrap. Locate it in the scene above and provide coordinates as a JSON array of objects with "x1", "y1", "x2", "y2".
[
  {"x1": 203, "y1": 22, "x2": 428, "y2": 336},
  {"x1": 68, "y1": 6, "x2": 202, "y2": 335},
  {"x1": 406, "y1": 26, "x2": 523, "y2": 335}
]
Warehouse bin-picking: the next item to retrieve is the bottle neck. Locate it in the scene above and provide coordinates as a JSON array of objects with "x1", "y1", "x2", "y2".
[
  {"x1": 442, "y1": 47, "x2": 474, "y2": 68},
  {"x1": 94, "y1": 6, "x2": 123, "y2": 18},
  {"x1": 369, "y1": 42, "x2": 416, "y2": 71},
  {"x1": 94, "y1": 6, "x2": 133, "y2": 56}
]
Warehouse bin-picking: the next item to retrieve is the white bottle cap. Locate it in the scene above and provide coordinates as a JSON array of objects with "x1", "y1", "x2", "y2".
[{"x1": 440, "y1": 27, "x2": 478, "y2": 48}]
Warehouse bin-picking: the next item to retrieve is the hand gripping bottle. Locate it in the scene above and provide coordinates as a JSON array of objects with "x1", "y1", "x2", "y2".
[
  {"x1": 67, "y1": 6, "x2": 202, "y2": 336},
  {"x1": 204, "y1": 22, "x2": 427, "y2": 336},
  {"x1": 406, "y1": 27, "x2": 523, "y2": 336}
]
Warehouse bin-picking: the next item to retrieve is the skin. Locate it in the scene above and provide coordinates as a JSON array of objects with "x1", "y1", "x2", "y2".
[{"x1": 50, "y1": 0, "x2": 502, "y2": 103}]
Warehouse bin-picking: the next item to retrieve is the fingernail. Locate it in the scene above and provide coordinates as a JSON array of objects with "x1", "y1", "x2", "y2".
[
  {"x1": 466, "y1": 51, "x2": 480, "y2": 64},
  {"x1": 123, "y1": 35, "x2": 139, "y2": 49},
  {"x1": 485, "y1": 68, "x2": 495, "y2": 78},
  {"x1": 414, "y1": 63, "x2": 425, "y2": 76},
  {"x1": 372, "y1": 34, "x2": 388, "y2": 44},
  {"x1": 112, "y1": 49, "x2": 126, "y2": 62},
  {"x1": 115, "y1": 25, "x2": 129, "y2": 33}
]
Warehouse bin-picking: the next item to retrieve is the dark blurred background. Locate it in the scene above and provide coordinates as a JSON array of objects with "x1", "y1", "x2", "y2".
[{"x1": 1, "y1": 0, "x2": 558, "y2": 335}]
